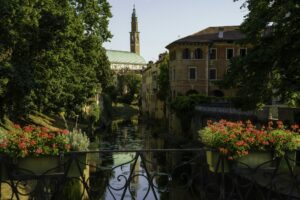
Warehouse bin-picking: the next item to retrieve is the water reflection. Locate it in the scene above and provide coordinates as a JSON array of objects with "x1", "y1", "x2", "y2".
[{"x1": 89, "y1": 120, "x2": 201, "y2": 200}]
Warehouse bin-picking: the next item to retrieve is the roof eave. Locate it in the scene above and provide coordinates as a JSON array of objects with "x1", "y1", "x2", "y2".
[{"x1": 109, "y1": 61, "x2": 147, "y2": 65}]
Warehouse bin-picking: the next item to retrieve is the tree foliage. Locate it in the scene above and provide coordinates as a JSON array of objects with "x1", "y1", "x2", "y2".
[
  {"x1": 157, "y1": 55, "x2": 170, "y2": 101},
  {"x1": 171, "y1": 95, "x2": 212, "y2": 132},
  {"x1": 0, "y1": 0, "x2": 112, "y2": 118},
  {"x1": 222, "y1": 0, "x2": 300, "y2": 109},
  {"x1": 117, "y1": 73, "x2": 141, "y2": 104}
]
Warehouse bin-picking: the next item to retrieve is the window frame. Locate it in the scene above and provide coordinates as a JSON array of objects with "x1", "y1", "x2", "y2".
[
  {"x1": 170, "y1": 50, "x2": 177, "y2": 60},
  {"x1": 172, "y1": 68, "x2": 176, "y2": 81},
  {"x1": 182, "y1": 48, "x2": 191, "y2": 59},
  {"x1": 194, "y1": 48, "x2": 203, "y2": 59},
  {"x1": 188, "y1": 66, "x2": 197, "y2": 80},
  {"x1": 209, "y1": 68, "x2": 217, "y2": 80},
  {"x1": 239, "y1": 48, "x2": 247, "y2": 57},
  {"x1": 210, "y1": 48, "x2": 217, "y2": 60},
  {"x1": 226, "y1": 48, "x2": 234, "y2": 60}
]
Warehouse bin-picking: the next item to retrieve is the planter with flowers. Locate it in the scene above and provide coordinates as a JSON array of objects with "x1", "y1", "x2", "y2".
[
  {"x1": 199, "y1": 120, "x2": 300, "y2": 172},
  {"x1": 0, "y1": 124, "x2": 90, "y2": 177},
  {"x1": 0, "y1": 124, "x2": 71, "y2": 176}
]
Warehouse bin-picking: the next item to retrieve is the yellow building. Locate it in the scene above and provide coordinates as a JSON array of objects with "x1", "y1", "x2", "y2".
[
  {"x1": 141, "y1": 53, "x2": 168, "y2": 120},
  {"x1": 166, "y1": 26, "x2": 248, "y2": 99}
]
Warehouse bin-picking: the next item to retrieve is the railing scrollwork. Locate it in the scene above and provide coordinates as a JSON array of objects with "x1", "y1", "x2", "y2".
[{"x1": 0, "y1": 149, "x2": 300, "y2": 200}]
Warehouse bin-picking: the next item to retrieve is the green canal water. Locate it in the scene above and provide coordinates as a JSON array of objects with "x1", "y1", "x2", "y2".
[{"x1": 90, "y1": 120, "x2": 201, "y2": 200}]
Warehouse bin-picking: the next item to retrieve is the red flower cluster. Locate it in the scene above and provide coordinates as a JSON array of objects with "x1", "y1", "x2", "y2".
[
  {"x1": 0, "y1": 124, "x2": 71, "y2": 158},
  {"x1": 201, "y1": 120, "x2": 300, "y2": 159}
]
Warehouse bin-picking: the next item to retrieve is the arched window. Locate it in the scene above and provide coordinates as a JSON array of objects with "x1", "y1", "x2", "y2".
[
  {"x1": 194, "y1": 48, "x2": 203, "y2": 59},
  {"x1": 182, "y1": 48, "x2": 190, "y2": 59},
  {"x1": 170, "y1": 51, "x2": 176, "y2": 61}
]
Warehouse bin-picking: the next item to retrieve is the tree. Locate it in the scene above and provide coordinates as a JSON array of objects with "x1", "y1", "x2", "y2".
[
  {"x1": 157, "y1": 54, "x2": 170, "y2": 101},
  {"x1": 222, "y1": 0, "x2": 300, "y2": 109},
  {"x1": 117, "y1": 73, "x2": 141, "y2": 104},
  {"x1": 0, "y1": 0, "x2": 112, "y2": 119}
]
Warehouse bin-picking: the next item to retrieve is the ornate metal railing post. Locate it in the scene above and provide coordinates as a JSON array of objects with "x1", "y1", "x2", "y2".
[
  {"x1": 139, "y1": 151, "x2": 159, "y2": 200},
  {"x1": 120, "y1": 151, "x2": 140, "y2": 200}
]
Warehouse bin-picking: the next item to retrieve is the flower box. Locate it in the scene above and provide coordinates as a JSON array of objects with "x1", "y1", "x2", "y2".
[
  {"x1": 65, "y1": 153, "x2": 88, "y2": 177},
  {"x1": 0, "y1": 159, "x2": 7, "y2": 181},
  {"x1": 200, "y1": 120, "x2": 300, "y2": 168},
  {"x1": 206, "y1": 150, "x2": 230, "y2": 173},
  {"x1": 235, "y1": 151, "x2": 273, "y2": 169},
  {"x1": 277, "y1": 152, "x2": 296, "y2": 172},
  {"x1": 12, "y1": 156, "x2": 64, "y2": 176}
]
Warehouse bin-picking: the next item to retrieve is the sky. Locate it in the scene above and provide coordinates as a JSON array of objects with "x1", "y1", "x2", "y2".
[{"x1": 103, "y1": 0, "x2": 248, "y2": 62}]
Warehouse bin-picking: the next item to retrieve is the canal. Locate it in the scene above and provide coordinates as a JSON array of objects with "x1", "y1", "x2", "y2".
[{"x1": 90, "y1": 120, "x2": 203, "y2": 200}]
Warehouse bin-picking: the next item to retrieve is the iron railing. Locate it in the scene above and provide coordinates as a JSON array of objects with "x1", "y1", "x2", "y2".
[{"x1": 0, "y1": 149, "x2": 300, "y2": 200}]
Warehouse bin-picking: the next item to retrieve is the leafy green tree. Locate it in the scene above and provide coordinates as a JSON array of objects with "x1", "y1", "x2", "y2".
[
  {"x1": 157, "y1": 55, "x2": 170, "y2": 101},
  {"x1": 0, "y1": 0, "x2": 112, "y2": 119},
  {"x1": 222, "y1": 0, "x2": 300, "y2": 109},
  {"x1": 126, "y1": 73, "x2": 142, "y2": 97},
  {"x1": 116, "y1": 73, "x2": 141, "y2": 104}
]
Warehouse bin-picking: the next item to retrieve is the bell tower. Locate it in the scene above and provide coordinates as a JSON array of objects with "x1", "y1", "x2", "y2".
[{"x1": 130, "y1": 5, "x2": 140, "y2": 55}]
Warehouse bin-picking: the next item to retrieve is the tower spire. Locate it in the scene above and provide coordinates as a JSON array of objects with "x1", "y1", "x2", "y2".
[
  {"x1": 132, "y1": 4, "x2": 136, "y2": 17},
  {"x1": 130, "y1": 4, "x2": 140, "y2": 55}
]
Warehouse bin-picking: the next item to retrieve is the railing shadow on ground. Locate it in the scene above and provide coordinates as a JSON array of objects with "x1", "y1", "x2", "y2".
[{"x1": 0, "y1": 149, "x2": 300, "y2": 200}]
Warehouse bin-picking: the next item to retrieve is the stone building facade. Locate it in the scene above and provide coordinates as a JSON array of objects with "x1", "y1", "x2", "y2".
[
  {"x1": 166, "y1": 26, "x2": 249, "y2": 99},
  {"x1": 141, "y1": 53, "x2": 168, "y2": 120}
]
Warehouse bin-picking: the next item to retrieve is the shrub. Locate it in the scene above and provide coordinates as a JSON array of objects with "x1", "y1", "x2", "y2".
[{"x1": 68, "y1": 129, "x2": 90, "y2": 151}]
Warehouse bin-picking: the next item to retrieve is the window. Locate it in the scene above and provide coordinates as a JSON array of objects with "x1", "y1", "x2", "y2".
[
  {"x1": 239, "y1": 48, "x2": 247, "y2": 57},
  {"x1": 194, "y1": 48, "x2": 203, "y2": 59},
  {"x1": 170, "y1": 50, "x2": 177, "y2": 60},
  {"x1": 182, "y1": 48, "x2": 190, "y2": 59},
  {"x1": 173, "y1": 68, "x2": 175, "y2": 81},
  {"x1": 188, "y1": 67, "x2": 196, "y2": 80},
  {"x1": 209, "y1": 68, "x2": 217, "y2": 80},
  {"x1": 226, "y1": 48, "x2": 234, "y2": 60},
  {"x1": 210, "y1": 48, "x2": 217, "y2": 60}
]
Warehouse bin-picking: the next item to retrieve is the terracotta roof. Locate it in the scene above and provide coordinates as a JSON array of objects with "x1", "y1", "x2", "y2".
[{"x1": 166, "y1": 26, "x2": 245, "y2": 49}]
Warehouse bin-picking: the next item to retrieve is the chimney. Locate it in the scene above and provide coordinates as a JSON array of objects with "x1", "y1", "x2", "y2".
[{"x1": 218, "y1": 27, "x2": 224, "y2": 39}]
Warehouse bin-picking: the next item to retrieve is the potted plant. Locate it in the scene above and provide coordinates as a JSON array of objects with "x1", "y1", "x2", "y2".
[{"x1": 199, "y1": 120, "x2": 300, "y2": 172}]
